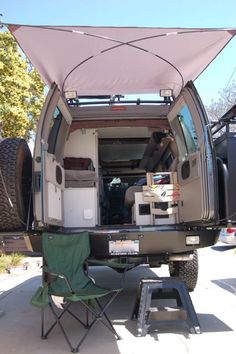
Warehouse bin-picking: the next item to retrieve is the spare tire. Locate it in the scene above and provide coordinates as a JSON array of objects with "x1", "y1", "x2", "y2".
[{"x1": 0, "y1": 138, "x2": 33, "y2": 231}]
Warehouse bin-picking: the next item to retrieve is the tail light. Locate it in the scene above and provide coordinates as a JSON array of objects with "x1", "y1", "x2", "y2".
[
  {"x1": 110, "y1": 106, "x2": 127, "y2": 111},
  {"x1": 226, "y1": 228, "x2": 236, "y2": 234}
]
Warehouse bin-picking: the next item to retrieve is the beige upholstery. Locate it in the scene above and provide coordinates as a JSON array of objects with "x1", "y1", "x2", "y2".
[
  {"x1": 65, "y1": 170, "x2": 97, "y2": 188},
  {"x1": 124, "y1": 186, "x2": 143, "y2": 208}
]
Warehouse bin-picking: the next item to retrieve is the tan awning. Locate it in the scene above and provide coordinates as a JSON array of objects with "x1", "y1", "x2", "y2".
[{"x1": 8, "y1": 25, "x2": 236, "y2": 97}]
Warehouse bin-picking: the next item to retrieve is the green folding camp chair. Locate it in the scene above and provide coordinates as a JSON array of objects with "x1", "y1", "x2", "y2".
[{"x1": 31, "y1": 231, "x2": 122, "y2": 353}]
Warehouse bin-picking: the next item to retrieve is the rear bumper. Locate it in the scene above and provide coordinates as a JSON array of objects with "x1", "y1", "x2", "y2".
[
  {"x1": 90, "y1": 229, "x2": 219, "y2": 258},
  {"x1": 25, "y1": 228, "x2": 220, "y2": 260},
  {"x1": 0, "y1": 232, "x2": 33, "y2": 254}
]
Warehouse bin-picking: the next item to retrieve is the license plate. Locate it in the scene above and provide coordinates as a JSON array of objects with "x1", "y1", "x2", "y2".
[{"x1": 109, "y1": 240, "x2": 139, "y2": 255}]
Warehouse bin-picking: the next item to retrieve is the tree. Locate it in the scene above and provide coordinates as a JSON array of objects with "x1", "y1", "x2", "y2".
[
  {"x1": 0, "y1": 31, "x2": 45, "y2": 140},
  {"x1": 206, "y1": 80, "x2": 236, "y2": 121}
]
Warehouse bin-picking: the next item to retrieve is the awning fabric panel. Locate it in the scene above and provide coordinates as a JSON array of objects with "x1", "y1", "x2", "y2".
[{"x1": 8, "y1": 25, "x2": 236, "y2": 96}]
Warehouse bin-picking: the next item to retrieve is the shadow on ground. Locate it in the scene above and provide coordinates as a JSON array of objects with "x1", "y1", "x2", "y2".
[
  {"x1": 0, "y1": 264, "x2": 235, "y2": 354},
  {"x1": 212, "y1": 278, "x2": 236, "y2": 295},
  {"x1": 211, "y1": 245, "x2": 236, "y2": 252}
]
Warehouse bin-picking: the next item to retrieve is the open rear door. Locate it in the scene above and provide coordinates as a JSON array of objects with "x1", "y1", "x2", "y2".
[
  {"x1": 33, "y1": 84, "x2": 71, "y2": 227},
  {"x1": 167, "y1": 81, "x2": 218, "y2": 224}
]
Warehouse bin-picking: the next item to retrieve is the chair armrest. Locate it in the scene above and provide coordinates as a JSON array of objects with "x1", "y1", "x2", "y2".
[{"x1": 43, "y1": 266, "x2": 73, "y2": 293}]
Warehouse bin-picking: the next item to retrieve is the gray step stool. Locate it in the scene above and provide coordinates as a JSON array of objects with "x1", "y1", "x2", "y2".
[{"x1": 132, "y1": 277, "x2": 201, "y2": 336}]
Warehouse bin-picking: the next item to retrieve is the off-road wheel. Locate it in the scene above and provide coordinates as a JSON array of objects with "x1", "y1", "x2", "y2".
[
  {"x1": 0, "y1": 138, "x2": 32, "y2": 231},
  {"x1": 168, "y1": 250, "x2": 199, "y2": 291}
]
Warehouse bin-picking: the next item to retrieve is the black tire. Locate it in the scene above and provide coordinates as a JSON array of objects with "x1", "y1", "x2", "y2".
[
  {"x1": 168, "y1": 250, "x2": 199, "y2": 291},
  {"x1": 0, "y1": 138, "x2": 32, "y2": 231}
]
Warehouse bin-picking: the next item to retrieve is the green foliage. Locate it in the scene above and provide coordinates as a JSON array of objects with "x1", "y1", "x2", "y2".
[
  {"x1": 206, "y1": 80, "x2": 236, "y2": 121},
  {"x1": 0, "y1": 31, "x2": 45, "y2": 140},
  {"x1": 0, "y1": 253, "x2": 25, "y2": 272}
]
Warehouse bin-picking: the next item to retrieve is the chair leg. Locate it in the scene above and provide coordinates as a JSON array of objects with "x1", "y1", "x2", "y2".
[
  {"x1": 41, "y1": 307, "x2": 45, "y2": 339},
  {"x1": 41, "y1": 301, "x2": 76, "y2": 352},
  {"x1": 41, "y1": 292, "x2": 121, "y2": 353},
  {"x1": 42, "y1": 302, "x2": 69, "y2": 338},
  {"x1": 73, "y1": 292, "x2": 121, "y2": 353},
  {"x1": 73, "y1": 318, "x2": 98, "y2": 352},
  {"x1": 95, "y1": 297, "x2": 121, "y2": 339},
  {"x1": 66, "y1": 307, "x2": 87, "y2": 328},
  {"x1": 49, "y1": 302, "x2": 75, "y2": 352},
  {"x1": 85, "y1": 300, "x2": 89, "y2": 328},
  {"x1": 41, "y1": 298, "x2": 90, "y2": 352}
]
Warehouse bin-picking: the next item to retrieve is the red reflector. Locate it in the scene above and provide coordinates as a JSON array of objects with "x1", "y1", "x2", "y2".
[
  {"x1": 110, "y1": 106, "x2": 127, "y2": 111},
  {"x1": 226, "y1": 228, "x2": 236, "y2": 234}
]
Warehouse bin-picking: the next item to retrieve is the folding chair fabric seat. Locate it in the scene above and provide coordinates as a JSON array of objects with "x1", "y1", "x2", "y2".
[
  {"x1": 65, "y1": 282, "x2": 115, "y2": 301},
  {"x1": 31, "y1": 231, "x2": 122, "y2": 353},
  {"x1": 88, "y1": 258, "x2": 137, "y2": 273}
]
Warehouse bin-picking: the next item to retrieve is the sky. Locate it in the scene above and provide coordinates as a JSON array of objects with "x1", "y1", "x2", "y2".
[{"x1": 1, "y1": 0, "x2": 236, "y2": 106}]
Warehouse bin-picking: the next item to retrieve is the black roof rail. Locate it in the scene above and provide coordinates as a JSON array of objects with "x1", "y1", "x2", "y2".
[
  {"x1": 211, "y1": 104, "x2": 236, "y2": 138},
  {"x1": 219, "y1": 104, "x2": 236, "y2": 122}
]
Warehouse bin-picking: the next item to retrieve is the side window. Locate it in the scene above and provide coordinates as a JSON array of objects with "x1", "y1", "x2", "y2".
[
  {"x1": 178, "y1": 105, "x2": 198, "y2": 154},
  {"x1": 171, "y1": 104, "x2": 199, "y2": 161},
  {"x1": 48, "y1": 107, "x2": 62, "y2": 155}
]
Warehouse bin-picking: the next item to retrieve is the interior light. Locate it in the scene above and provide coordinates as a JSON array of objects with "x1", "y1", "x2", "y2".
[
  {"x1": 160, "y1": 89, "x2": 173, "y2": 98},
  {"x1": 64, "y1": 91, "x2": 77, "y2": 99}
]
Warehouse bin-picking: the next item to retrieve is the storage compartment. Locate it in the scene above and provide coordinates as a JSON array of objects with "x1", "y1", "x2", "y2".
[
  {"x1": 43, "y1": 153, "x2": 64, "y2": 225},
  {"x1": 142, "y1": 172, "x2": 179, "y2": 225},
  {"x1": 63, "y1": 188, "x2": 98, "y2": 227},
  {"x1": 134, "y1": 192, "x2": 152, "y2": 226},
  {"x1": 47, "y1": 182, "x2": 63, "y2": 221},
  {"x1": 63, "y1": 129, "x2": 100, "y2": 227}
]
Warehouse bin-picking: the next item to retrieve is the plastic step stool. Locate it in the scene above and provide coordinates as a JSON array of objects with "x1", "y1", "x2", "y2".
[{"x1": 132, "y1": 277, "x2": 201, "y2": 336}]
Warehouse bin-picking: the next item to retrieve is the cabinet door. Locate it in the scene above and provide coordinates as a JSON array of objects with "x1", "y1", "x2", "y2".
[{"x1": 42, "y1": 152, "x2": 64, "y2": 225}]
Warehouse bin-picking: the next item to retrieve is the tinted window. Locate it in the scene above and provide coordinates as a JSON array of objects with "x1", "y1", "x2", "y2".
[
  {"x1": 48, "y1": 107, "x2": 62, "y2": 154},
  {"x1": 178, "y1": 106, "x2": 198, "y2": 154}
]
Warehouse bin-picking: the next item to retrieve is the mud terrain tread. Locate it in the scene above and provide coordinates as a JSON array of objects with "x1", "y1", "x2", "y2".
[
  {"x1": 0, "y1": 138, "x2": 32, "y2": 231},
  {"x1": 169, "y1": 250, "x2": 198, "y2": 291}
]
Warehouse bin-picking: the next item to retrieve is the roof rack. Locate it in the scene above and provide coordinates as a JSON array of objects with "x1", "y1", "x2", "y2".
[
  {"x1": 211, "y1": 104, "x2": 236, "y2": 139},
  {"x1": 66, "y1": 96, "x2": 172, "y2": 107}
]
